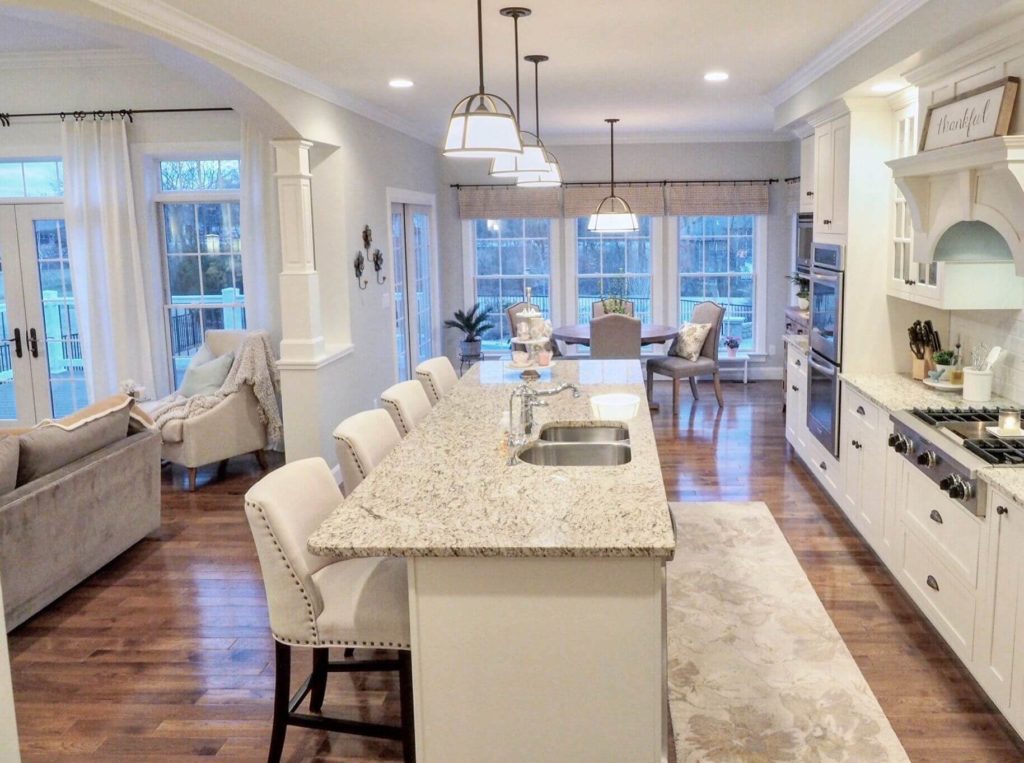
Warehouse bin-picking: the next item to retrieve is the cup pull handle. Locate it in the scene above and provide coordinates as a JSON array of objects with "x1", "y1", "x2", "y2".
[
  {"x1": 929, "y1": 509, "x2": 943, "y2": 525},
  {"x1": 856, "y1": 406, "x2": 866, "y2": 415},
  {"x1": 926, "y1": 575, "x2": 939, "y2": 592}
]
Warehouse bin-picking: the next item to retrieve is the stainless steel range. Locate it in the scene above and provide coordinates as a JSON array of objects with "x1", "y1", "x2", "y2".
[{"x1": 888, "y1": 406, "x2": 1024, "y2": 518}]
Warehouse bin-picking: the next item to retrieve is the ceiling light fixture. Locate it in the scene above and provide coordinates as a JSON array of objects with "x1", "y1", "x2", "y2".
[
  {"x1": 704, "y1": 70, "x2": 729, "y2": 82},
  {"x1": 516, "y1": 54, "x2": 562, "y2": 188},
  {"x1": 389, "y1": 78, "x2": 414, "y2": 88},
  {"x1": 588, "y1": 118, "x2": 637, "y2": 233},
  {"x1": 444, "y1": 0, "x2": 524, "y2": 158}
]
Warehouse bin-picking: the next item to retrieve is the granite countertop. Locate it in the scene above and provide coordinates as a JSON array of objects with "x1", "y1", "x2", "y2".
[
  {"x1": 782, "y1": 334, "x2": 809, "y2": 352},
  {"x1": 307, "y1": 360, "x2": 675, "y2": 560},
  {"x1": 840, "y1": 372, "x2": 1018, "y2": 413},
  {"x1": 979, "y1": 468, "x2": 1024, "y2": 506}
]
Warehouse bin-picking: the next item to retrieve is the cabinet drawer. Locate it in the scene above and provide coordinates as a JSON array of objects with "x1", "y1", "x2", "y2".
[
  {"x1": 804, "y1": 436, "x2": 841, "y2": 500},
  {"x1": 787, "y1": 346, "x2": 808, "y2": 378},
  {"x1": 902, "y1": 528, "x2": 976, "y2": 660},
  {"x1": 904, "y1": 467, "x2": 982, "y2": 586},
  {"x1": 843, "y1": 387, "x2": 879, "y2": 433}
]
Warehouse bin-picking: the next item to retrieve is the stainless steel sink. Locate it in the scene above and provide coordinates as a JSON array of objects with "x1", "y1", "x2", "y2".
[
  {"x1": 516, "y1": 441, "x2": 632, "y2": 466},
  {"x1": 538, "y1": 422, "x2": 629, "y2": 443}
]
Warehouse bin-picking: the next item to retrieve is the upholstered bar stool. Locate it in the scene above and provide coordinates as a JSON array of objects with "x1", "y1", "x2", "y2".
[
  {"x1": 415, "y1": 356, "x2": 459, "y2": 406},
  {"x1": 380, "y1": 380, "x2": 432, "y2": 437},
  {"x1": 244, "y1": 458, "x2": 414, "y2": 763},
  {"x1": 333, "y1": 409, "x2": 401, "y2": 495}
]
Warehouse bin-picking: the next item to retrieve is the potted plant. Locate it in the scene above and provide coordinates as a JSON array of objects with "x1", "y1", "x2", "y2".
[
  {"x1": 724, "y1": 336, "x2": 740, "y2": 358},
  {"x1": 602, "y1": 296, "x2": 629, "y2": 315},
  {"x1": 786, "y1": 272, "x2": 811, "y2": 311},
  {"x1": 444, "y1": 303, "x2": 494, "y2": 358},
  {"x1": 931, "y1": 349, "x2": 957, "y2": 381}
]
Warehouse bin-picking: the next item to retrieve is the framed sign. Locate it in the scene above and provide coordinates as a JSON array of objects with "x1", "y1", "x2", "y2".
[{"x1": 920, "y1": 77, "x2": 1019, "y2": 151}]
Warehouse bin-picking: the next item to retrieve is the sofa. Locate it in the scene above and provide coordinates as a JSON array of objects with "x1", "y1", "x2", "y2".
[{"x1": 0, "y1": 395, "x2": 161, "y2": 631}]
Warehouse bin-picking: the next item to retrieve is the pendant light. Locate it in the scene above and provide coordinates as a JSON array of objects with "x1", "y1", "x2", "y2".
[
  {"x1": 444, "y1": 0, "x2": 524, "y2": 158},
  {"x1": 488, "y1": 9, "x2": 550, "y2": 177},
  {"x1": 587, "y1": 118, "x2": 637, "y2": 232},
  {"x1": 515, "y1": 55, "x2": 563, "y2": 188}
]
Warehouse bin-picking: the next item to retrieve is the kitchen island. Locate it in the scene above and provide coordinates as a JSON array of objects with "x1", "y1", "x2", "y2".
[{"x1": 308, "y1": 359, "x2": 674, "y2": 763}]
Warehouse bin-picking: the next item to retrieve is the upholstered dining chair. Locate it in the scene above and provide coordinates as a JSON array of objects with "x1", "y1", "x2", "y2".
[
  {"x1": 506, "y1": 301, "x2": 537, "y2": 353},
  {"x1": 244, "y1": 458, "x2": 414, "y2": 763},
  {"x1": 380, "y1": 380, "x2": 432, "y2": 437},
  {"x1": 415, "y1": 356, "x2": 459, "y2": 405},
  {"x1": 590, "y1": 314, "x2": 642, "y2": 359},
  {"x1": 333, "y1": 409, "x2": 402, "y2": 495},
  {"x1": 592, "y1": 298, "x2": 636, "y2": 318},
  {"x1": 646, "y1": 301, "x2": 726, "y2": 410}
]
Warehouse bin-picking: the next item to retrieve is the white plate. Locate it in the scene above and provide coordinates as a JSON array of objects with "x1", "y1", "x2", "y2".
[
  {"x1": 986, "y1": 426, "x2": 1024, "y2": 439},
  {"x1": 505, "y1": 360, "x2": 557, "y2": 371},
  {"x1": 922, "y1": 377, "x2": 963, "y2": 391}
]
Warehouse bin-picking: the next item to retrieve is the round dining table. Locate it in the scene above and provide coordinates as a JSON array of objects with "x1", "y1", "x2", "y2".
[{"x1": 551, "y1": 323, "x2": 678, "y2": 347}]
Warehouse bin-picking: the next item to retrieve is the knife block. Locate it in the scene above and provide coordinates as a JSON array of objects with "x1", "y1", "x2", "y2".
[{"x1": 912, "y1": 348, "x2": 934, "y2": 380}]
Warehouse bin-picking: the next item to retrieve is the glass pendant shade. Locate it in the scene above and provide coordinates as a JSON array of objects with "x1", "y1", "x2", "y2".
[
  {"x1": 444, "y1": 93, "x2": 523, "y2": 158},
  {"x1": 587, "y1": 194, "x2": 638, "y2": 232},
  {"x1": 489, "y1": 132, "x2": 550, "y2": 175},
  {"x1": 516, "y1": 151, "x2": 562, "y2": 187}
]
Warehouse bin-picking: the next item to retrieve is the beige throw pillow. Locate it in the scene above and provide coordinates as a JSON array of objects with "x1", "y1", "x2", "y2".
[{"x1": 674, "y1": 322, "x2": 712, "y2": 361}]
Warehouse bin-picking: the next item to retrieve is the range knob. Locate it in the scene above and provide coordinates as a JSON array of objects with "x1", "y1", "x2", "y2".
[
  {"x1": 887, "y1": 433, "x2": 900, "y2": 448},
  {"x1": 939, "y1": 475, "x2": 956, "y2": 491},
  {"x1": 948, "y1": 477, "x2": 974, "y2": 501},
  {"x1": 894, "y1": 435, "x2": 913, "y2": 454},
  {"x1": 917, "y1": 451, "x2": 938, "y2": 468}
]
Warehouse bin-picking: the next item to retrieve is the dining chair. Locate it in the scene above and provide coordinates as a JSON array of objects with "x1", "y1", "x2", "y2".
[
  {"x1": 333, "y1": 409, "x2": 402, "y2": 494},
  {"x1": 381, "y1": 380, "x2": 432, "y2": 437},
  {"x1": 591, "y1": 298, "x2": 636, "y2": 318},
  {"x1": 415, "y1": 356, "x2": 459, "y2": 405},
  {"x1": 506, "y1": 301, "x2": 538, "y2": 353},
  {"x1": 646, "y1": 301, "x2": 726, "y2": 410},
  {"x1": 590, "y1": 314, "x2": 642, "y2": 359},
  {"x1": 244, "y1": 457, "x2": 414, "y2": 763}
]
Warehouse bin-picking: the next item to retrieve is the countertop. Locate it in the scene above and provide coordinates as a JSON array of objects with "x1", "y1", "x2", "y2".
[
  {"x1": 307, "y1": 360, "x2": 675, "y2": 560},
  {"x1": 782, "y1": 334, "x2": 809, "y2": 353},
  {"x1": 840, "y1": 372, "x2": 1017, "y2": 413}
]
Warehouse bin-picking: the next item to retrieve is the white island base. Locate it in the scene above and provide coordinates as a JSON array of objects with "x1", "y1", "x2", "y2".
[{"x1": 408, "y1": 556, "x2": 667, "y2": 763}]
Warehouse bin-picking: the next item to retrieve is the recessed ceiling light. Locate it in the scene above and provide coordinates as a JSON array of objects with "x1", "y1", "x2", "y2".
[
  {"x1": 389, "y1": 78, "x2": 414, "y2": 89},
  {"x1": 704, "y1": 71, "x2": 729, "y2": 82},
  {"x1": 870, "y1": 82, "x2": 903, "y2": 94}
]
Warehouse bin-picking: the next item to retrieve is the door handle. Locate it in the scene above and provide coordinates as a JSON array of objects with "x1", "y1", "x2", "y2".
[
  {"x1": 7, "y1": 328, "x2": 21, "y2": 359},
  {"x1": 27, "y1": 328, "x2": 38, "y2": 358}
]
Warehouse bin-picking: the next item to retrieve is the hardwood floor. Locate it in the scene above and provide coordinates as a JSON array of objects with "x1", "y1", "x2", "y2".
[{"x1": 7, "y1": 380, "x2": 1024, "y2": 761}]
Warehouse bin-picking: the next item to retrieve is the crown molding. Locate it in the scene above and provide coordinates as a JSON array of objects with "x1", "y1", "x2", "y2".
[
  {"x1": 766, "y1": 0, "x2": 931, "y2": 108},
  {"x1": 0, "y1": 47, "x2": 153, "y2": 69},
  {"x1": 545, "y1": 129, "x2": 792, "y2": 147},
  {"x1": 87, "y1": 0, "x2": 429, "y2": 143},
  {"x1": 902, "y1": 12, "x2": 1024, "y2": 86}
]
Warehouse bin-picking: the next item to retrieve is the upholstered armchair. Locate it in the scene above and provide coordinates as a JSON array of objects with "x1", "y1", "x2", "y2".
[{"x1": 646, "y1": 301, "x2": 726, "y2": 410}]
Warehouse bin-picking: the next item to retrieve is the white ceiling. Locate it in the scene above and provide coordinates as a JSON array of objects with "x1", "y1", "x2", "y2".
[{"x1": 0, "y1": 0, "x2": 890, "y2": 142}]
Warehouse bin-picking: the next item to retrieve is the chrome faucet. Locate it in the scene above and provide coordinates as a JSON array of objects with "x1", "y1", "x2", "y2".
[{"x1": 508, "y1": 382, "x2": 581, "y2": 463}]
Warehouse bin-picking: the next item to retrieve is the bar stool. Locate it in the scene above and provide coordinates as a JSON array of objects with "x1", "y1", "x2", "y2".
[
  {"x1": 380, "y1": 380, "x2": 432, "y2": 437},
  {"x1": 333, "y1": 409, "x2": 401, "y2": 494},
  {"x1": 415, "y1": 357, "x2": 459, "y2": 405},
  {"x1": 243, "y1": 458, "x2": 414, "y2": 763}
]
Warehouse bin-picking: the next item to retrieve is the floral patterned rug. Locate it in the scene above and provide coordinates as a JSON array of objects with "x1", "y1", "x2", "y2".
[{"x1": 667, "y1": 502, "x2": 908, "y2": 763}]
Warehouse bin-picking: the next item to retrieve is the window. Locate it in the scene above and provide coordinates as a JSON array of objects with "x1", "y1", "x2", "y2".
[
  {"x1": 678, "y1": 215, "x2": 755, "y2": 351},
  {"x1": 158, "y1": 158, "x2": 243, "y2": 386},
  {"x1": 0, "y1": 160, "x2": 63, "y2": 198},
  {"x1": 472, "y1": 218, "x2": 551, "y2": 353},
  {"x1": 576, "y1": 216, "x2": 652, "y2": 323}
]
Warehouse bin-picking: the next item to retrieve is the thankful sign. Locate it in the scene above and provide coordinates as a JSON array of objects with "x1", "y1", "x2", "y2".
[{"x1": 921, "y1": 77, "x2": 1019, "y2": 151}]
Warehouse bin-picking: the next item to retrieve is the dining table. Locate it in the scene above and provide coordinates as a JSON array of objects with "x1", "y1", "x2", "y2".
[{"x1": 551, "y1": 322, "x2": 678, "y2": 347}]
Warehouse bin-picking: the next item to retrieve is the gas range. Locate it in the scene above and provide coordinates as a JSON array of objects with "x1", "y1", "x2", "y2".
[{"x1": 888, "y1": 406, "x2": 1021, "y2": 517}]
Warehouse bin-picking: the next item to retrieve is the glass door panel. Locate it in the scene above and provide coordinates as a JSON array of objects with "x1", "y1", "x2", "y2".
[
  {"x1": 390, "y1": 202, "x2": 437, "y2": 380},
  {"x1": 410, "y1": 207, "x2": 434, "y2": 363},
  {"x1": 0, "y1": 207, "x2": 35, "y2": 426},
  {"x1": 391, "y1": 204, "x2": 411, "y2": 381}
]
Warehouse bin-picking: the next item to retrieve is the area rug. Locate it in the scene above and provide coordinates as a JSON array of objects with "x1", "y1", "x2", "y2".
[{"x1": 667, "y1": 502, "x2": 909, "y2": 762}]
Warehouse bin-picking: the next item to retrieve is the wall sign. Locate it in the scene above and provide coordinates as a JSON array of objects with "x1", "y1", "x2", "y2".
[{"x1": 920, "y1": 77, "x2": 1019, "y2": 151}]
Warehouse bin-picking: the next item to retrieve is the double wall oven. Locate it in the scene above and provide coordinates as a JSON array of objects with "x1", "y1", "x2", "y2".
[{"x1": 807, "y1": 242, "x2": 844, "y2": 457}]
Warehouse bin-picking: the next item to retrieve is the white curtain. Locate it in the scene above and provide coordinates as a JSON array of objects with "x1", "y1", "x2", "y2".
[
  {"x1": 61, "y1": 117, "x2": 157, "y2": 401},
  {"x1": 240, "y1": 120, "x2": 282, "y2": 345}
]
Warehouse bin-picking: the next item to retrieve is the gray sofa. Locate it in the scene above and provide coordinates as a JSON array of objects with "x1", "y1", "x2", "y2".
[{"x1": 0, "y1": 428, "x2": 161, "y2": 631}]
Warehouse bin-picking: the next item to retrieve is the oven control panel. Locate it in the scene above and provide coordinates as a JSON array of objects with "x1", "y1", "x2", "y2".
[{"x1": 889, "y1": 420, "x2": 983, "y2": 516}]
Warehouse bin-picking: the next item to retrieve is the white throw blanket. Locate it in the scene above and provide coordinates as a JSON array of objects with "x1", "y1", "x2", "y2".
[{"x1": 149, "y1": 332, "x2": 283, "y2": 451}]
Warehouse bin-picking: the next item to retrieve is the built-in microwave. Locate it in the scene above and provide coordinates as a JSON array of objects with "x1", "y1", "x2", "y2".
[
  {"x1": 795, "y1": 214, "x2": 813, "y2": 273},
  {"x1": 812, "y1": 241, "x2": 844, "y2": 272}
]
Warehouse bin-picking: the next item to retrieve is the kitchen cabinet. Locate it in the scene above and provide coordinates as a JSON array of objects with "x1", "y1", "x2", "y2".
[
  {"x1": 814, "y1": 114, "x2": 850, "y2": 237},
  {"x1": 799, "y1": 135, "x2": 815, "y2": 214},
  {"x1": 840, "y1": 387, "x2": 886, "y2": 550},
  {"x1": 785, "y1": 344, "x2": 808, "y2": 452},
  {"x1": 880, "y1": 427, "x2": 906, "y2": 570}
]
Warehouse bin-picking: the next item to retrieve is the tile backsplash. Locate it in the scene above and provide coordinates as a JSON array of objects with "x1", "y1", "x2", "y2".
[{"x1": 949, "y1": 310, "x2": 1024, "y2": 403}]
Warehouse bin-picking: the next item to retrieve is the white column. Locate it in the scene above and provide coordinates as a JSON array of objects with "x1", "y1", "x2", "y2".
[
  {"x1": 0, "y1": 574, "x2": 21, "y2": 763},
  {"x1": 272, "y1": 139, "x2": 325, "y2": 364}
]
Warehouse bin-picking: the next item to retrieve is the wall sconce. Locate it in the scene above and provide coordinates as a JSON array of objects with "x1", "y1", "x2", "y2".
[{"x1": 373, "y1": 248, "x2": 386, "y2": 284}]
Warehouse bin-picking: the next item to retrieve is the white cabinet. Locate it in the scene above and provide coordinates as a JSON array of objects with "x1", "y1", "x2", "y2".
[
  {"x1": 813, "y1": 114, "x2": 850, "y2": 237},
  {"x1": 785, "y1": 344, "x2": 808, "y2": 451},
  {"x1": 881, "y1": 431, "x2": 906, "y2": 570},
  {"x1": 840, "y1": 387, "x2": 886, "y2": 550},
  {"x1": 799, "y1": 135, "x2": 815, "y2": 214}
]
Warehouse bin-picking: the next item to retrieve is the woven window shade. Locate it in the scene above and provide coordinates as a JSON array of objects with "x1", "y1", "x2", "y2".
[
  {"x1": 665, "y1": 183, "x2": 770, "y2": 216},
  {"x1": 457, "y1": 186, "x2": 562, "y2": 219},
  {"x1": 563, "y1": 185, "x2": 665, "y2": 217}
]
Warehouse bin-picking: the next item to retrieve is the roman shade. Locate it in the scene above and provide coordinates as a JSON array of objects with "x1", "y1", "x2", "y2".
[
  {"x1": 564, "y1": 185, "x2": 665, "y2": 217},
  {"x1": 457, "y1": 186, "x2": 561, "y2": 219},
  {"x1": 665, "y1": 183, "x2": 770, "y2": 216}
]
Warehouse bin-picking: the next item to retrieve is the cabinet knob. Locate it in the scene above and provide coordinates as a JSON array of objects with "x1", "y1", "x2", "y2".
[
  {"x1": 926, "y1": 575, "x2": 940, "y2": 592},
  {"x1": 823, "y1": 219, "x2": 832, "y2": 225},
  {"x1": 806, "y1": 191, "x2": 814, "y2": 197},
  {"x1": 795, "y1": 359, "x2": 802, "y2": 367},
  {"x1": 997, "y1": 505, "x2": 1009, "y2": 516},
  {"x1": 791, "y1": 385, "x2": 799, "y2": 392},
  {"x1": 819, "y1": 461, "x2": 827, "y2": 471}
]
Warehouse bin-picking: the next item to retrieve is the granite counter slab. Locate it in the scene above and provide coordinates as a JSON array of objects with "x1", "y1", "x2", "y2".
[
  {"x1": 308, "y1": 360, "x2": 675, "y2": 560},
  {"x1": 840, "y1": 372, "x2": 1017, "y2": 413},
  {"x1": 979, "y1": 468, "x2": 1024, "y2": 506}
]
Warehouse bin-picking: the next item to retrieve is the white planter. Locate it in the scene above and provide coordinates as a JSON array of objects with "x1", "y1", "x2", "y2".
[
  {"x1": 963, "y1": 368, "x2": 994, "y2": 403},
  {"x1": 797, "y1": 297, "x2": 810, "y2": 311}
]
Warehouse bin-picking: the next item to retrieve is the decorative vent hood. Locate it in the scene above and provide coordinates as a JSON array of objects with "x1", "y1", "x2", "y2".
[{"x1": 887, "y1": 136, "x2": 1024, "y2": 272}]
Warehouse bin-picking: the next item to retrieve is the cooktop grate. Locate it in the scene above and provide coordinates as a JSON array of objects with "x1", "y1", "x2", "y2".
[
  {"x1": 912, "y1": 407, "x2": 1000, "y2": 426},
  {"x1": 964, "y1": 437, "x2": 1024, "y2": 465}
]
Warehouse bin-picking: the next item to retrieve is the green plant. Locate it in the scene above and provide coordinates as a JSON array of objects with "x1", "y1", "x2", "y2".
[
  {"x1": 444, "y1": 303, "x2": 495, "y2": 342},
  {"x1": 933, "y1": 349, "x2": 956, "y2": 366},
  {"x1": 786, "y1": 272, "x2": 810, "y2": 298},
  {"x1": 602, "y1": 296, "x2": 629, "y2": 315}
]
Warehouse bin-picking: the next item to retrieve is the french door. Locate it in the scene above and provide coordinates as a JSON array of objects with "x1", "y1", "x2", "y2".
[
  {"x1": 390, "y1": 202, "x2": 436, "y2": 381},
  {"x1": 0, "y1": 204, "x2": 87, "y2": 425}
]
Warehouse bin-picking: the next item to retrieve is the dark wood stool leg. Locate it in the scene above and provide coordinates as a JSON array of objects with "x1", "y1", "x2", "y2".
[
  {"x1": 187, "y1": 467, "x2": 197, "y2": 492},
  {"x1": 268, "y1": 642, "x2": 291, "y2": 763},
  {"x1": 309, "y1": 648, "x2": 329, "y2": 713},
  {"x1": 255, "y1": 449, "x2": 269, "y2": 470},
  {"x1": 398, "y1": 650, "x2": 416, "y2": 763}
]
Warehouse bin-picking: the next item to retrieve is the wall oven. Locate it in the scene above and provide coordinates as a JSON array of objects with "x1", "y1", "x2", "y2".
[
  {"x1": 807, "y1": 242, "x2": 844, "y2": 457},
  {"x1": 807, "y1": 353, "x2": 841, "y2": 456},
  {"x1": 809, "y1": 268, "x2": 844, "y2": 365}
]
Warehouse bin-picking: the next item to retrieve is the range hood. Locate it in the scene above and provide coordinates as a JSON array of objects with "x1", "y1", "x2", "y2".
[{"x1": 887, "y1": 136, "x2": 1024, "y2": 271}]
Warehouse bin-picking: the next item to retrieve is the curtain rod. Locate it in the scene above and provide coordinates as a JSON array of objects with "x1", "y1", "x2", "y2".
[
  {"x1": 783, "y1": 175, "x2": 800, "y2": 184},
  {"x1": 0, "y1": 107, "x2": 233, "y2": 127},
  {"x1": 450, "y1": 178, "x2": 779, "y2": 189}
]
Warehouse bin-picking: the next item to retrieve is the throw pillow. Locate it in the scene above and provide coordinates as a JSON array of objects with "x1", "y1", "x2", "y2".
[
  {"x1": 0, "y1": 435, "x2": 19, "y2": 495},
  {"x1": 674, "y1": 322, "x2": 712, "y2": 361},
  {"x1": 179, "y1": 352, "x2": 234, "y2": 397}
]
